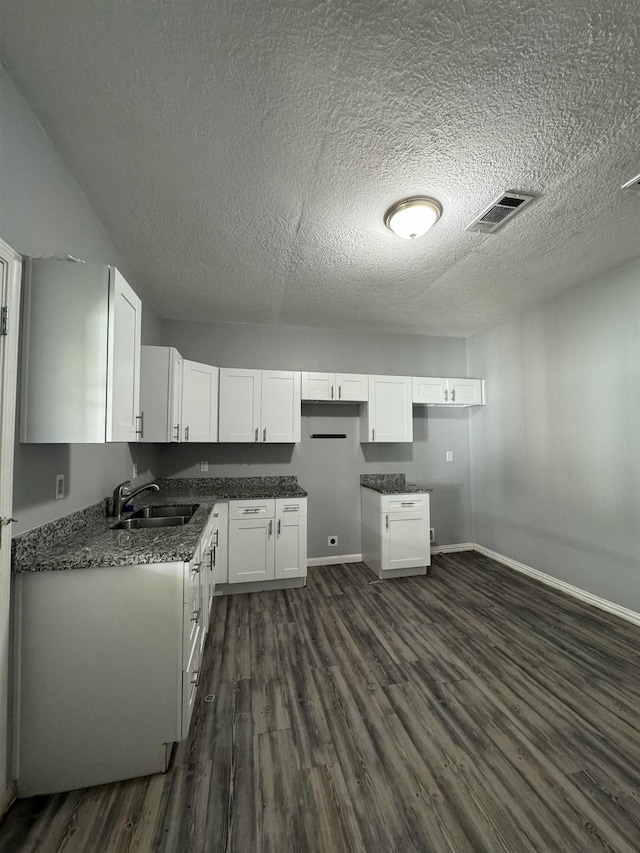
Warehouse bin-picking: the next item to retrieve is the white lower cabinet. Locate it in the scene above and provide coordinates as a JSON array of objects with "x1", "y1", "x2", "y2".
[
  {"x1": 13, "y1": 507, "x2": 219, "y2": 797},
  {"x1": 361, "y1": 488, "x2": 430, "y2": 579},
  {"x1": 227, "y1": 498, "x2": 307, "y2": 584}
]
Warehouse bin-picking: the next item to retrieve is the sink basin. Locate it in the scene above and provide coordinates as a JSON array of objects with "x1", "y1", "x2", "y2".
[
  {"x1": 111, "y1": 516, "x2": 189, "y2": 530},
  {"x1": 131, "y1": 504, "x2": 199, "y2": 520}
]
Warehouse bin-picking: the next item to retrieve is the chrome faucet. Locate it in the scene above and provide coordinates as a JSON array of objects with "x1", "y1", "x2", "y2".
[{"x1": 112, "y1": 480, "x2": 160, "y2": 519}]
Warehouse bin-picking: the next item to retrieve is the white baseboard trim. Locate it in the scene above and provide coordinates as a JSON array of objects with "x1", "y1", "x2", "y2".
[
  {"x1": 474, "y1": 544, "x2": 640, "y2": 627},
  {"x1": 307, "y1": 553, "x2": 363, "y2": 567},
  {"x1": 431, "y1": 543, "x2": 475, "y2": 554}
]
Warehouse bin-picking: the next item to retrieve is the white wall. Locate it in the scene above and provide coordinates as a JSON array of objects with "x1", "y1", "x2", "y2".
[
  {"x1": 0, "y1": 66, "x2": 160, "y2": 534},
  {"x1": 467, "y1": 258, "x2": 640, "y2": 611},
  {"x1": 161, "y1": 319, "x2": 475, "y2": 558}
]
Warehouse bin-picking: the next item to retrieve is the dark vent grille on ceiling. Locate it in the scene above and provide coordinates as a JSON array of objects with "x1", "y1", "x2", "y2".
[{"x1": 467, "y1": 191, "x2": 536, "y2": 233}]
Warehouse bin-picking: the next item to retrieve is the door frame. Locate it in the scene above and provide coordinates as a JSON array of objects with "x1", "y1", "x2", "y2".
[{"x1": 0, "y1": 237, "x2": 22, "y2": 817}]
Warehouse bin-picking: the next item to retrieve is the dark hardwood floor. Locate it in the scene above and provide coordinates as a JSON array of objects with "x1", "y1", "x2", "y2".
[{"x1": 2, "y1": 551, "x2": 640, "y2": 852}]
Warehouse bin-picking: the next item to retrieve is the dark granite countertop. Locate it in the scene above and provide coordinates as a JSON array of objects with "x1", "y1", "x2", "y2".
[
  {"x1": 13, "y1": 477, "x2": 307, "y2": 573},
  {"x1": 360, "y1": 473, "x2": 433, "y2": 495}
]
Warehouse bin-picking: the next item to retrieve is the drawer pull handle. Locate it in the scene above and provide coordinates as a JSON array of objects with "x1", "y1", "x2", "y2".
[
  {"x1": 243, "y1": 508, "x2": 261, "y2": 514},
  {"x1": 401, "y1": 502, "x2": 415, "y2": 506},
  {"x1": 283, "y1": 505, "x2": 298, "y2": 512}
]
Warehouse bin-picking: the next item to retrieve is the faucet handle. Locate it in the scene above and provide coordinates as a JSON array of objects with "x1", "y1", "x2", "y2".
[{"x1": 114, "y1": 480, "x2": 132, "y2": 496}]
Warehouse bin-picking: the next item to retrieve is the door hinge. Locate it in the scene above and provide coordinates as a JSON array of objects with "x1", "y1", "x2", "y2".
[{"x1": 0, "y1": 307, "x2": 8, "y2": 336}]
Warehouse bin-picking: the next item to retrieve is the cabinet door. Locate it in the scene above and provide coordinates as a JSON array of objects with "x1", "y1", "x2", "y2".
[
  {"x1": 412, "y1": 376, "x2": 447, "y2": 405},
  {"x1": 275, "y1": 499, "x2": 307, "y2": 580},
  {"x1": 365, "y1": 375, "x2": 413, "y2": 442},
  {"x1": 140, "y1": 346, "x2": 183, "y2": 442},
  {"x1": 212, "y1": 502, "x2": 229, "y2": 585},
  {"x1": 182, "y1": 361, "x2": 219, "y2": 442},
  {"x1": 107, "y1": 269, "x2": 142, "y2": 442},
  {"x1": 261, "y1": 370, "x2": 301, "y2": 443},
  {"x1": 336, "y1": 373, "x2": 368, "y2": 402},
  {"x1": 382, "y1": 511, "x2": 428, "y2": 570},
  {"x1": 170, "y1": 350, "x2": 184, "y2": 441},
  {"x1": 219, "y1": 368, "x2": 261, "y2": 442},
  {"x1": 228, "y1": 518, "x2": 275, "y2": 583},
  {"x1": 301, "y1": 372, "x2": 334, "y2": 401},
  {"x1": 449, "y1": 378, "x2": 484, "y2": 406}
]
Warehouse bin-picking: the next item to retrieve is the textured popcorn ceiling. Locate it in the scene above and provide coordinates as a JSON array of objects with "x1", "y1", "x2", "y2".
[{"x1": 0, "y1": 0, "x2": 639, "y2": 337}]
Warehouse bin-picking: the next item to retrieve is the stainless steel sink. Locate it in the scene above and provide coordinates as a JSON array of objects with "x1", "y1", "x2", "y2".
[
  {"x1": 111, "y1": 516, "x2": 189, "y2": 530},
  {"x1": 131, "y1": 504, "x2": 199, "y2": 520}
]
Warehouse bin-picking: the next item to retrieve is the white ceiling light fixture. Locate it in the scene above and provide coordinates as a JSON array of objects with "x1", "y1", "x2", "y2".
[{"x1": 384, "y1": 196, "x2": 443, "y2": 239}]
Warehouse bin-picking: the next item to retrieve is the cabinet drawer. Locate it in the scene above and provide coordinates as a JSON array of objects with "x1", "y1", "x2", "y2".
[
  {"x1": 228, "y1": 498, "x2": 275, "y2": 520},
  {"x1": 183, "y1": 597, "x2": 203, "y2": 668},
  {"x1": 181, "y1": 640, "x2": 201, "y2": 741},
  {"x1": 381, "y1": 494, "x2": 426, "y2": 512},
  {"x1": 275, "y1": 497, "x2": 307, "y2": 518}
]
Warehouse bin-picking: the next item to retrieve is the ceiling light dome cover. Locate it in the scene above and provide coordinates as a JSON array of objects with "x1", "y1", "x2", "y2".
[{"x1": 385, "y1": 196, "x2": 443, "y2": 239}]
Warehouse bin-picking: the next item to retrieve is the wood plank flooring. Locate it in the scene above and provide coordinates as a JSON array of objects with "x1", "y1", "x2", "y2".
[{"x1": 2, "y1": 551, "x2": 640, "y2": 852}]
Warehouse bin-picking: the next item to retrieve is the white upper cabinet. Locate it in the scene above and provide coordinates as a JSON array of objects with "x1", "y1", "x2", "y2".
[
  {"x1": 182, "y1": 361, "x2": 219, "y2": 442},
  {"x1": 301, "y1": 372, "x2": 368, "y2": 402},
  {"x1": 140, "y1": 346, "x2": 183, "y2": 442},
  {"x1": 360, "y1": 375, "x2": 413, "y2": 443},
  {"x1": 261, "y1": 370, "x2": 301, "y2": 442},
  {"x1": 412, "y1": 376, "x2": 484, "y2": 406},
  {"x1": 20, "y1": 259, "x2": 142, "y2": 443},
  {"x1": 219, "y1": 368, "x2": 300, "y2": 443}
]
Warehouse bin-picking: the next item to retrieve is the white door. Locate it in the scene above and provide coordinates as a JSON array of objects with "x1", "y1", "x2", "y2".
[
  {"x1": 301, "y1": 372, "x2": 334, "y2": 401},
  {"x1": 368, "y1": 375, "x2": 413, "y2": 442},
  {"x1": 219, "y1": 368, "x2": 260, "y2": 442},
  {"x1": 228, "y1": 518, "x2": 275, "y2": 582},
  {"x1": 275, "y1": 513, "x2": 307, "y2": 579},
  {"x1": 449, "y1": 378, "x2": 483, "y2": 406},
  {"x1": 107, "y1": 269, "x2": 142, "y2": 442},
  {"x1": 382, "y1": 511, "x2": 428, "y2": 570},
  {"x1": 336, "y1": 373, "x2": 368, "y2": 402},
  {"x1": 182, "y1": 361, "x2": 219, "y2": 442},
  {"x1": 412, "y1": 376, "x2": 447, "y2": 404},
  {"x1": 261, "y1": 370, "x2": 301, "y2": 443},
  {"x1": 0, "y1": 239, "x2": 21, "y2": 816}
]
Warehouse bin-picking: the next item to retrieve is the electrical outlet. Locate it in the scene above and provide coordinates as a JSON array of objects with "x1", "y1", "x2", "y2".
[
  {"x1": 445, "y1": 450, "x2": 454, "y2": 462},
  {"x1": 132, "y1": 462, "x2": 138, "y2": 479},
  {"x1": 55, "y1": 474, "x2": 65, "y2": 500},
  {"x1": 328, "y1": 535, "x2": 338, "y2": 547},
  {"x1": 200, "y1": 461, "x2": 209, "y2": 472},
  {"x1": 430, "y1": 527, "x2": 435, "y2": 543}
]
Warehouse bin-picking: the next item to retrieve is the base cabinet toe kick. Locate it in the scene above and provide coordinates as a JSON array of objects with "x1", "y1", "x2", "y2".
[{"x1": 360, "y1": 487, "x2": 431, "y2": 580}]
